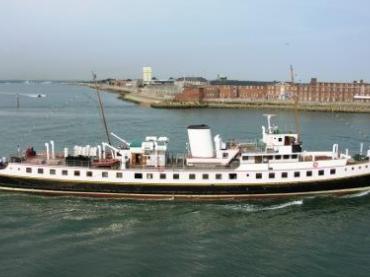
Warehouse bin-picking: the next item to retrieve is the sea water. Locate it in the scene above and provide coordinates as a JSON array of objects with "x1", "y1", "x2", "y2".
[{"x1": 0, "y1": 82, "x2": 369, "y2": 276}]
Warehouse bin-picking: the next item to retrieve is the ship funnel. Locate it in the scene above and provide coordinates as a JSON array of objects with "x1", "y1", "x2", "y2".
[{"x1": 187, "y1": 124, "x2": 214, "y2": 158}]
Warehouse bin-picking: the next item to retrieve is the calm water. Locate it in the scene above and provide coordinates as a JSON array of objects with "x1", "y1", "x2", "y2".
[{"x1": 0, "y1": 82, "x2": 370, "y2": 276}]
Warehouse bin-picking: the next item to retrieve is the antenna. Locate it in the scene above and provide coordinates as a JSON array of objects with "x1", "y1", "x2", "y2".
[{"x1": 92, "y1": 72, "x2": 112, "y2": 145}]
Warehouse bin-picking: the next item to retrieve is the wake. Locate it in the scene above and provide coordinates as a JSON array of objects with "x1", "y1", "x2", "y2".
[
  {"x1": 340, "y1": 190, "x2": 370, "y2": 199},
  {"x1": 227, "y1": 199, "x2": 304, "y2": 212}
]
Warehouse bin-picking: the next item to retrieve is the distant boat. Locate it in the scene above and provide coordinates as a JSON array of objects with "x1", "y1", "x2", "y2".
[{"x1": 17, "y1": 93, "x2": 47, "y2": 98}]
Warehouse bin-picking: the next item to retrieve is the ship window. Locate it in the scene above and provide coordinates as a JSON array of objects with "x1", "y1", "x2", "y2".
[
  {"x1": 134, "y1": 173, "x2": 143, "y2": 179},
  {"x1": 223, "y1": 153, "x2": 229, "y2": 159},
  {"x1": 294, "y1": 172, "x2": 300, "y2": 177},
  {"x1": 283, "y1": 155, "x2": 290, "y2": 160},
  {"x1": 74, "y1": 170, "x2": 80, "y2": 177},
  {"x1": 202, "y1": 174, "x2": 209, "y2": 180},
  {"x1": 50, "y1": 169, "x2": 56, "y2": 175},
  {"x1": 278, "y1": 138, "x2": 282, "y2": 142},
  {"x1": 37, "y1": 168, "x2": 44, "y2": 174},
  {"x1": 267, "y1": 156, "x2": 273, "y2": 160},
  {"x1": 62, "y1": 170, "x2": 68, "y2": 176},
  {"x1": 269, "y1": 173, "x2": 275, "y2": 179},
  {"x1": 173, "y1": 173, "x2": 180, "y2": 180},
  {"x1": 275, "y1": 155, "x2": 281, "y2": 160},
  {"x1": 26, "y1": 167, "x2": 32, "y2": 173},
  {"x1": 229, "y1": 173, "x2": 237, "y2": 180},
  {"x1": 146, "y1": 173, "x2": 153, "y2": 179},
  {"x1": 216, "y1": 174, "x2": 222, "y2": 180},
  {"x1": 242, "y1": 156, "x2": 249, "y2": 161},
  {"x1": 116, "y1": 172, "x2": 123, "y2": 178},
  {"x1": 255, "y1": 156, "x2": 262, "y2": 163},
  {"x1": 319, "y1": 170, "x2": 324, "y2": 176},
  {"x1": 306, "y1": 171, "x2": 312, "y2": 177},
  {"x1": 102, "y1": 172, "x2": 108, "y2": 178},
  {"x1": 160, "y1": 173, "x2": 166, "y2": 179},
  {"x1": 256, "y1": 173, "x2": 262, "y2": 179},
  {"x1": 282, "y1": 172, "x2": 288, "y2": 178},
  {"x1": 86, "y1": 171, "x2": 93, "y2": 177},
  {"x1": 292, "y1": 155, "x2": 298, "y2": 159},
  {"x1": 330, "y1": 169, "x2": 336, "y2": 175},
  {"x1": 189, "y1": 174, "x2": 196, "y2": 180}
]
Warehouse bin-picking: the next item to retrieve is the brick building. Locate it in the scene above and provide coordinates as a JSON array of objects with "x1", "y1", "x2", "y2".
[{"x1": 175, "y1": 78, "x2": 370, "y2": 103}]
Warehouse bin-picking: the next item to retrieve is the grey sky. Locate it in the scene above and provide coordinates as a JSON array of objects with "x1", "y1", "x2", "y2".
[{"x1": 0, "y1": 0, "x2": 369, "y2": 82}]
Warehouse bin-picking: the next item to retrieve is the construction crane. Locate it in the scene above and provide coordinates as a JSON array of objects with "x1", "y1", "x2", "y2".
[{"x1": 290, "y1": 65, "x2": 301, "y2": 143}]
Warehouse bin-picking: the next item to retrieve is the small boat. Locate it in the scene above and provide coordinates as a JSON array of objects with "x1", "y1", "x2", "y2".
[{"x1": 0, "y1": 114, "x2": 369, "y2": 201}]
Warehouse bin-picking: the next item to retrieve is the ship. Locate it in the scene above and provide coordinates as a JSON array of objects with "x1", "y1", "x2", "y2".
[{"x1": 0, "y1": 114, "x2": 369, "y2": 201}]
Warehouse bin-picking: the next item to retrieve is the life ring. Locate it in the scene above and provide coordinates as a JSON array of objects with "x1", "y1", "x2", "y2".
[{"x1": 313, "y1": 161, "x2": 318, "y2": 168}]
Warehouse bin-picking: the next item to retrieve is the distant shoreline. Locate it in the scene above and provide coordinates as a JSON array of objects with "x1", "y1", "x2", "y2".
[{"x1": 82, "y1": 83, "x2": 370, "y2": 113}]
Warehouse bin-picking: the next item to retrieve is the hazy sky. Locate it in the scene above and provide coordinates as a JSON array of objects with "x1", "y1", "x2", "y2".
[{"x1": 0, "y1": 0, "x2": 369, "y2": 81}]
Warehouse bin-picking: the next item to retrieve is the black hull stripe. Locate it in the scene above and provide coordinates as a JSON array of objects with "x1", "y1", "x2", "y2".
[{"x1": 0, "y1": 174, "x2": 370, "y2": 195}]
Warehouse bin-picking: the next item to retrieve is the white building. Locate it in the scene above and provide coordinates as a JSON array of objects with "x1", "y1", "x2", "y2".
[
  {"x1": 175, "y1": 77, "x2": 208, "y2": 88},
  {"x1": 143, "y1": 67, "x2": 153, "y2": 84}
]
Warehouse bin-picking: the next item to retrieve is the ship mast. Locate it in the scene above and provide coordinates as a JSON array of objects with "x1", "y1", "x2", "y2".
[{"x1": 92, "y1": 72, "x2": 112, "y2": 145}]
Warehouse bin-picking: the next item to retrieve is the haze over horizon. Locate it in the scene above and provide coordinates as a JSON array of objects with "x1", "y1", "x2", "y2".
[{"x1": 0, "y1": 0, "x2": 369, "y2": 82}]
